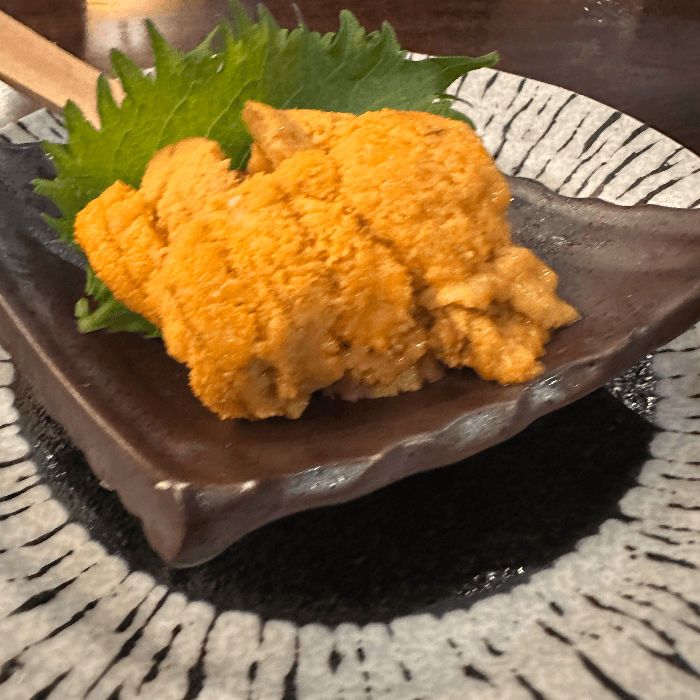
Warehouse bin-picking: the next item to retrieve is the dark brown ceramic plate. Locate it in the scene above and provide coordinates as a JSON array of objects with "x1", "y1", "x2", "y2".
[{"x1": 1, "y1": 140, "x2": 700, "y2": 566}]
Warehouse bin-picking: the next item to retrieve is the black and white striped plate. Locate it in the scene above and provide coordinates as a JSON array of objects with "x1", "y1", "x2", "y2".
[{"x1": 2, "y1": 67, "x2": 700, "y2": 699}]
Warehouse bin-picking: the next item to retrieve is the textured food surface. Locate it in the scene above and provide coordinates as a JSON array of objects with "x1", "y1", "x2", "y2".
[{"x1": 74, "y1": 104, "x2": 577, "y2": 419}]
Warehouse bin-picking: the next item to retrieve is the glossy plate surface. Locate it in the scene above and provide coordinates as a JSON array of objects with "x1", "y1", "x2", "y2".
[{"x1": 2, "y1": 107, "x2": 700, "y2": 565}]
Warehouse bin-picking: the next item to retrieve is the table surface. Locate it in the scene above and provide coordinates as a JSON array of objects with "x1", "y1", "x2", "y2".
[{"x1": 1, "y1": 0, "x2": 698, "y2": 156}]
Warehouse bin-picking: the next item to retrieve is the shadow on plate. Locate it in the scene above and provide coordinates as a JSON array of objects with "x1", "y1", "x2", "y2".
[{"x1": 15, "y1": 375, "x2": 656, "y2": 627}]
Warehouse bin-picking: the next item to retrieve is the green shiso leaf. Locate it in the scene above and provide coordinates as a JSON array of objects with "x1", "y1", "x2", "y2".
[{"x1": 33, "y1": 1, "x2": 498, "y2": 336}]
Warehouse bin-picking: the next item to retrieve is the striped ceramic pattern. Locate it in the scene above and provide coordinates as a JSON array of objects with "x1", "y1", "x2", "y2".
[{"x1": 1, "y1": 67, "x2": 700, "y2": 699}]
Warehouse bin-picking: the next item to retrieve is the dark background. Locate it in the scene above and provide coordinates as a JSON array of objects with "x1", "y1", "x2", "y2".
[{"x1": 1, "y1": 0, "x2": 699, "y2": 155}]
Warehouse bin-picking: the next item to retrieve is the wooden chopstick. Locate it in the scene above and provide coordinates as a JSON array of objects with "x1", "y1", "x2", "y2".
[{"x1": 0, "y1": 10, "x2": 123, "y2": 128}]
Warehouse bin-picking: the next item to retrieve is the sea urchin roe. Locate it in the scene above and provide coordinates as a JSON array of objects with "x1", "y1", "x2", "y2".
[{"x1": 73, "y1": 102, "x2": 578, "y2": 420}]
